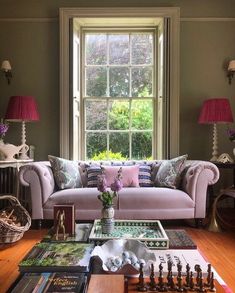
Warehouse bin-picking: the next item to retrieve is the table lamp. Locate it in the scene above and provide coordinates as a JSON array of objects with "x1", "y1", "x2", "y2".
[
  {"x1": 198, "y1": 98, "x2": 233, "y2": 162},
  {"x1": 5, "y1": 96, "x2": 40, "y2": 160}
]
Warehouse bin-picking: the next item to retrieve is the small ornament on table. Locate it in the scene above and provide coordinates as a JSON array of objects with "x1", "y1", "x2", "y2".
[{"x1": 55, "y1": 210, "x2": 67, "y2": 240}]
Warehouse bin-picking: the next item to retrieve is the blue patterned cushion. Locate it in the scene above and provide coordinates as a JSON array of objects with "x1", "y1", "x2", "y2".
[
  {"x1": 86, "y1": 165, "x2": 102, "y2": 187},
  {"x1": 48, "y1": 155, "x2": 82, "y2": 190},
  {"x1": 138, "y1": 164, "x2": 153, "y2": 187}
]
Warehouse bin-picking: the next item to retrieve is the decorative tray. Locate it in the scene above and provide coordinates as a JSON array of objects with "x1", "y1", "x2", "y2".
[{"x1": 89, "y1": 220, "x2": 169, "y2": 249}]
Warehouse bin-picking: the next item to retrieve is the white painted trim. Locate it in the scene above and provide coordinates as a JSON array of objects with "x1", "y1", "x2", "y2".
[
  {"x1": 181, "y1": 17, "x2": 235, "y2": 22},
  {"x1": 60, "y1": 7, "x2": 180, "y2": 159},
  {"x1": 0, "y1": 17, "x2": 57, "y2": 22}
]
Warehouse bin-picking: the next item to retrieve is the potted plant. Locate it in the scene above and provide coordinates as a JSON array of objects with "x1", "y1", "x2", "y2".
[{"x1": 97, "y1": 167, "x2": 122, "y2": 234}]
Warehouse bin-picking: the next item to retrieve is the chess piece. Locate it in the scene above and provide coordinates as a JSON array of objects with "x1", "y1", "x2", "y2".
[
  {"x1": 209, "y1": 272, "x2": 216, "y2": 292},
  {"x1": 176, "y1": 273, "x2": 184, "y2": 292},
  {"x1": 185, "y1": 263, "x2": 190, "y2": 287},
  {"x1": 167, "y1": 260, "x2": 173, "y2": 286},
  {"x1": 149, "y1": 263, "x2": 157, "y2": 291},
  {"x1": 198, "y1": 272, "x2": 206, "y2": 292},
  {"x1": 137, "y1": 263, "x2": 148, "y2": 292},
  {"x1": 189, "y1": 271, "x2": 195, "y2": 291},
  {"x1": 158, "y1": 263, "x2": 167, "y2": 292},
  {"x1": 195, "y1": 264, "x2": 202, "y2": 286},
  {"x1": 206, "y1": 264, "x2": 212, "y2": 287},
  {"x1": 169, "y1": 271, "x2": 176, "y2": 291}
]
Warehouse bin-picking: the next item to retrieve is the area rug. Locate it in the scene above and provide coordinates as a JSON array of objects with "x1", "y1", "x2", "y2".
[{"x1": 165, "y1": 229, "x2": 197, "y2": 249}]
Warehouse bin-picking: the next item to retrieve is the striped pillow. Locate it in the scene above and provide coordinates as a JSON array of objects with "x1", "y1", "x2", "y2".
[
  {"x1": 138, "y1": 164, "x2": 153, "y2": 187},
  {"x1": 86, "y1": 165, "x2": 102, "y2": 187}
]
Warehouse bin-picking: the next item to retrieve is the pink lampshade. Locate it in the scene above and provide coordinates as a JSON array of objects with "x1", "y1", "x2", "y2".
[
  {"x1": 5, "y1": 96, "x2": 40, "y2": 122},
  {"x1": 198, "y1": 98, "x2": 234, "y2": 124}
]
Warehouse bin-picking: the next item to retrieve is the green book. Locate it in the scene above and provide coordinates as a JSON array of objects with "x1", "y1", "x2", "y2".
[{"x1": 19, "y1": 242, "x2": 94, "y2": 273}]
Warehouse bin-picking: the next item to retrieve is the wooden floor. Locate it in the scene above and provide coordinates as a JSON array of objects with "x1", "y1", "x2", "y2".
[{"x1": 0, "y1": 226, "x2": 235, "y2": 293}]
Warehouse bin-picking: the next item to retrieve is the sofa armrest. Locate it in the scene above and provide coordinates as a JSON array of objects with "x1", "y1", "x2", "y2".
[
  {"x1": 19, "y1": 161, "x2": 55, "y2": 219},
  {"x1": 181, "y1": 160, "x2": 219, "y2": 218}
]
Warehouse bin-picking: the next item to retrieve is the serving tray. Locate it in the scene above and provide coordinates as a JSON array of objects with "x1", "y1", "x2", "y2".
[{"x1": 89, "y1": 220, "x2": 169, "y2": 249}]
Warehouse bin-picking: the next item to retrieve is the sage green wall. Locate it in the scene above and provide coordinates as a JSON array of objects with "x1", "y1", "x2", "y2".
[{"x1": 0, "y1": 0, "x2": 235, "y2": 161}]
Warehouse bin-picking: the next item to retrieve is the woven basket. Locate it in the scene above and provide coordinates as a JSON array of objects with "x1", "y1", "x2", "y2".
[{"x1": 0, "y1": 195, "x2": 31, "y2": 243}]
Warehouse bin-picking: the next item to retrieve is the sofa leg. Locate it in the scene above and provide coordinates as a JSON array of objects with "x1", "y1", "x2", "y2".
[{"x1": 195, "y1": 218, "x2": 203, "y2": 228}]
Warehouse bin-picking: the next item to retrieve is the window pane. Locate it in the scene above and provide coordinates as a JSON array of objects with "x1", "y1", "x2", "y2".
[
  {"x1": 131, "y1": 100, "x2": 153, "y2": 130},
  {"x1": 131, "y1": 34, "x2": 153, "y2": 65},
  {"x1": 86, "y1": 67, "x2": 107, "y2": 97},
  {"x1": 110, "y1": 132, "x2": 129, "y2": 158},
  {"x1": 86, "y1": 100, "x2": 107, "y2": 130},
  {"x1": 131, "y1": 67, "x2": 153, "y2": 97},
  {"x1": 109, "y1": 34, "x2": 129, "y2": 64},
  {"x1": 109, "y1": 100, "x2": 130, "y2": 130},
  {"x1": 86, "y1": 133, "x2": 107, "y2": 159},
  {"x1": 132, "y1": 132, "x2": 152, "y2": 159},
  {"x1": 85, "y1": 34, "x2": 107, "y2": 65},
  {"x1": 110, "y1": 67, "x2": 129, "y2": 97}
]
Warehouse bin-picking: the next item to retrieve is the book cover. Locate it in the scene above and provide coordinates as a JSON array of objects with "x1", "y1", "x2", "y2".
[
  {"x1": 54, "y1": 204, "x2": 75, "y2": 235},
  {"x1": 42, "y1": 223, "x2": 93, "y2": 243},
  {"x1": 19, "y1": 242, "x2": 94, "y2": 273},
  {"x1": 11, "y1": 272, "x2": 86, "y2": 293}
]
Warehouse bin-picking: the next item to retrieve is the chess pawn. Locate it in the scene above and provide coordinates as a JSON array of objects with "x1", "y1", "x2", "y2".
[
  {"x1": 137, "y1": 263, "x2": 148, "y2": 292},
  {"x1": 176, "y1": 275, "x2": 184, "y2": 292},
  {"x1": 206, "y1": 264, "x2": 212, "y2": 287},
  {"x1": 189, "y1": 271, "x2": 195, "y2": 291},
  {"x1": 209, "y1": 272, "x2": 216, "y2": 292},
  {"x1": 198, "y1": 272, "x2": 206, "y2": 293},
  {"x1": 185, "y1": 264, "x2": 191, "y2": 288},
  {"x1": 169, "y1": 272, "x2": 176, "y2": 291},
  {"x1": 149, "y1": 263, "x2": 157, "y2": 291}
]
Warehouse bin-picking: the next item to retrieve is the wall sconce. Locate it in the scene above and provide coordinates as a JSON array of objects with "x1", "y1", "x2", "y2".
[
  {"x1": 227, "y1": 60, "x2": 235, "y2": 84},
  {"x1": 1, "y1": 60, "x2": 12, "y2": 84}
]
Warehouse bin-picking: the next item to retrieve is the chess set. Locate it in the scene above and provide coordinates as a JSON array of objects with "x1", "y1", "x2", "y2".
[{"x1": 130, "y1": 261, "x2": 216, "y2": 292}]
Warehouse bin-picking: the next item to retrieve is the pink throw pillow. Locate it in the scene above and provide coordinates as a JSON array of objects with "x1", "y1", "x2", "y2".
[{"x1": 103, "y1": 165, "x2": 140, "y2": 187}]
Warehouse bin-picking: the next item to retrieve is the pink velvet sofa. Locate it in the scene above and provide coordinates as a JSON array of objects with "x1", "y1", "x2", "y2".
[{"x1": 19, "y1": 160, "x2": 219, "y2": 226}]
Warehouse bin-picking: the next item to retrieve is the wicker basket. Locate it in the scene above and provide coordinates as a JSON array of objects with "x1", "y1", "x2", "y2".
[{"x1": 0, "y1": 195, "x2": 31, "y2": 243}]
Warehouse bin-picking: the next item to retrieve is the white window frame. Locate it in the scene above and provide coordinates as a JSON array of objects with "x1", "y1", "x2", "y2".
[
  {"x1": 83, "y1": 30, "x2": 155, "y2": 160},
  {"x1": 60, "y1": 7, "x2": 180, "y2": 159}
]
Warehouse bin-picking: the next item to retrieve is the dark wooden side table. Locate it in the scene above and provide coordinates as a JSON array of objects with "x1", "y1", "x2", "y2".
[
  {"x1": 208, "y1": 162, "x2": 235, "y2": 232},
  {"x1": 208, "y1": 162, "x2": 235, "y2": 210}
]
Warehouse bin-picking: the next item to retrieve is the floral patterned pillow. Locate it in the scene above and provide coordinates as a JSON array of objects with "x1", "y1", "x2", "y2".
[
  {"x1": 48, "y1": 155, "x2": 82, "y2": 190},
  {"x1": 154, "y1": 155, "x2": 188, "y2": 189}
]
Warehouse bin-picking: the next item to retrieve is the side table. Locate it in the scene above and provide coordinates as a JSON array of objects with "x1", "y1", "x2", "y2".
[
  {"x1": 208, "y1": 162, "x2": 235, "y2": 232},
  {"x1": 0, "y1": 159, "x2": 33, "y2": 199}
]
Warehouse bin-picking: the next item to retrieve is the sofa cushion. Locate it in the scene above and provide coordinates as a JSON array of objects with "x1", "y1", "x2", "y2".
[
  {"x1": 87, "y1": 165, "x2": 102, "y2": 187},
  {"x1": 44, "y1": 188, "x2": 117, "y2": 210},
  {"x1": 139, "y1": 164, "x2": 153, "y2": 187},
  {"x1": 118, "y1": 187, "x2": 194, "y2": 210},
  {"x1": 154, "y1": 155, "x2": 188, "y2": 189},
  {"x1": 48, "y1": 155, "x2": 82, "y2": 190},
  {"x1": 102, "y1": 165, "x2": 139, "y2": 187}
]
